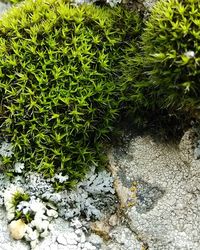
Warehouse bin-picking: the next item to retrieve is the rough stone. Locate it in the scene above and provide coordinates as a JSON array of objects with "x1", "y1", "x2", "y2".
[
  {"x1": 135, "y1": 180, "x2": 165, "y2": 213},
  {"x1": 109, "y1": 130, "x2": 200, "y2": 249},
  {"x1": 102, "y1": 225, "x2": 143, "y2": 250},
  {"x1": 9, "y1": 219, "x2": 27, "y2": 240}
]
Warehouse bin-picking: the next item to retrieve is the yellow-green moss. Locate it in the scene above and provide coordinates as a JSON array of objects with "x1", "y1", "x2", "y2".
[{"x1": 0, "y1": 0, "x2": 142, "y2": 187}]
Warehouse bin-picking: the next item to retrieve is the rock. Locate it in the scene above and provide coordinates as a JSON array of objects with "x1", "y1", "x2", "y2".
[
  {"x1": 57, "y1": 235, "x2": 67, "y2": 245},
  {"x1": 110, "y1": 131, "x2": 200, "y2": 249},
  {"x1": 9, "y1": 219, "x2": 27, "y2": 240},
  {"x1": 105, "y1": 225, "x2": 143, "y2": 250},
  {"x1": 114, "y1": 180, "x2": 131, "y2": 207}
]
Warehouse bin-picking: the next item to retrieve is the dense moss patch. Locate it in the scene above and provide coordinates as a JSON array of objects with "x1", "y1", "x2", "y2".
[
  {"x1": 122, "y1": 0, "x2": 200, "y2": 131},
  {"x1": 0, "y1": 0, "x2": 142, "y2": 186}
]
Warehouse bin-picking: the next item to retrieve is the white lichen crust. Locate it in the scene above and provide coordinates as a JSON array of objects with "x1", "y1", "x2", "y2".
[{"x1": 110, "y1": 131, "x2": 200, "y2": 249}]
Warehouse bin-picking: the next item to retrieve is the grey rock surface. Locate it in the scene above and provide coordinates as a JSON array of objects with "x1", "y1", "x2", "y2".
[
  {"x1": 102, "y1": 225, "x2": 143, "y2": 250},
  {"x1": 110, "y1": 131, "x2": 200, "y2": 250}
]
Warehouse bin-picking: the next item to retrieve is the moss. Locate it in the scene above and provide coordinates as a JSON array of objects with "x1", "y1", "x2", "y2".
[
  {"x1": 11, "y1": 191, "x2": 33, "y2": 223},
  {"x1": 121, "y1": 0, "x2": 200, "y2": 135},
  {"x1": 0, "y1": 0, "x2": 142, "y2": 187},
  {"x1": 12, "y1": 191, "x2": 30, "y2": 208},
  {"x1": 141, "y1": 0, "x2": 200, "y2": 117}
]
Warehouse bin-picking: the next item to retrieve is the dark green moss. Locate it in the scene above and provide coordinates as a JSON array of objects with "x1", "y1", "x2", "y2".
[
  {"x1": 141, "y1": 0, "x2": 200, "y2": 117},
  {"x1": 121, "y1": 0, "x2": 200, "y2": 135}
]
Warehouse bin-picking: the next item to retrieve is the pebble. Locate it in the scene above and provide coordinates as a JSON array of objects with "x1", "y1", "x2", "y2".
[
  {"x1": 9, "y1": 219, "x2": 27, "y2": 240},
  {"x1": 67, "y1": 237, "x2": 78, "y2": 245},
  {"x1": 26, "y1": 226, "x2": 33, "y2": 235}
]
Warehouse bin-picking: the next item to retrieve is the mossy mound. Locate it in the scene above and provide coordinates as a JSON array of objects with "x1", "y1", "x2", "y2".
[
  {"x1": 0, "y1": 0, "x2": 141, "y2": 187},
  {"x1": 123, "y1": 0, "x2": 200, "y2": 128},
  {"x1": 143, "y1": 0, "x2": 200, "y2": 116}
]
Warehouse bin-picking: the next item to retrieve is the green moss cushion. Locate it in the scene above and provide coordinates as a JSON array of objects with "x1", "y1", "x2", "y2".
[
  {"x1": 0, "y1": 0, "x2": 141, "y2": 187},
  {"x1": 140, "y1": 0, "x2": 200, "y2": 116},
  {"x1": 123, "y1": 0, "x2": 200, "y2": 125}
]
